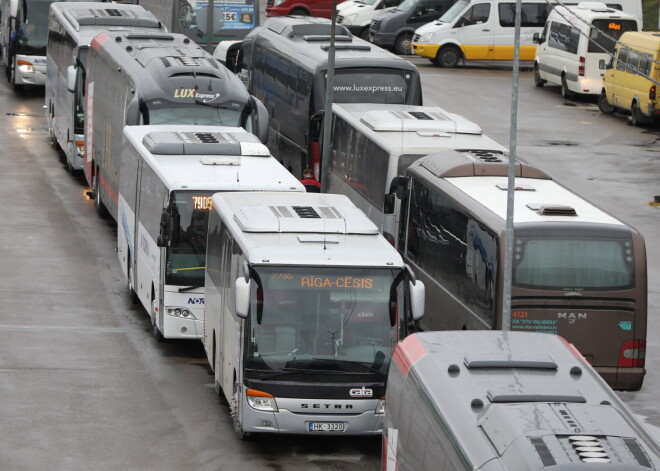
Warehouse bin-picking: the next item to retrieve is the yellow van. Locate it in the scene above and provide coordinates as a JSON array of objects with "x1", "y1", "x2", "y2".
[{"x1": 598, "y1": 32, "x2": 660, "y2": 126}]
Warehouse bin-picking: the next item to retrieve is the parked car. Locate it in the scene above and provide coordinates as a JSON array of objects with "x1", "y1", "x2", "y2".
[
  {"x1": 338, "y1": 0, "x2": 403, "y2": 41},
  {"x1": 266, "y1": 0, "x2": 348, "y2": 18}
]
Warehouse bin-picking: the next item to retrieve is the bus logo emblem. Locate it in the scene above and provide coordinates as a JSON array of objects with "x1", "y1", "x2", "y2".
[
  {"x1": 619, "y1": 321, "x2": 632, "y2": 331},
  {"x1": 349, "y1": 387, "x2": 373, "y2": 398}
]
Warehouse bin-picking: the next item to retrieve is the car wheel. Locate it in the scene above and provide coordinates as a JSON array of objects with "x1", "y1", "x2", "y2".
[
  {"x1": 631, "y1": 101, "x2": 646, "y2": 127},
  {"x1": 560, "y1": 75, "x2": 572, "y2": 98},
  {"x1": 534, "y1": 64, "x2": 545, "y2": 88},
  {"x1": 437, "y1": 45, "x2": 461, "y2": 68},
  {"x1": 394, "y1": 33, "x2": 412, "y2": 55},
  {"x1": 290, "y1": 7, "x2": 309, "y2": 16},
  {"x1": 598, "y1": 91, "x2": 615, "y2": 114}
]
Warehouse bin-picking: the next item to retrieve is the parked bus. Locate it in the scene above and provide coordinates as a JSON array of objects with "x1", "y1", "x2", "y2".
[
  {"x1": 327, "y1": 103, "x2": 506, "y2": 245},
  {"x1": 384, "y1": 331, "x2": 660, "y2": 470},
  {"x1": 84, "y1": 30, "x2": 269, "y2": 221},
  {"x1": 387, "y1": 149, "x2": 647, "y2": 390},
  {"x1": 1, "y1": 0, "x2": 100, "y2": 89},
  {"x1": 118, "y1": 125, "x2": 305, "y2": 341},
  {"x1": 226, "y1": 16, "x2": 423, "y2": 179},
  {"x1": 203, "y1": 191, "x2": 426, "y2": 437},
  {"x1": 46, "y1": 2, "x2": 166, "y2": 174}
]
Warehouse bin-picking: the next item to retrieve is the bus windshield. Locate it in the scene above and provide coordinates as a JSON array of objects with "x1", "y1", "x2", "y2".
[
  {"x1": 16, "y1": 0, "x2": 55, "y2": 55},
  {"x1": 437, "y1": 0, "x2": 469, "y2": 22},
  {"x1": 245, "y1": 266, "x2": 404, "y2": 381},
  {"x1": 165, "y1": 191, "x2": 215, "y2": 286},
  {"x1": 142, "y1": 99, "x2": 246, "y2": 126},
  {"x1": 330, "y1": 69, "x2": 412, "y2": 104},
  {"x1": 513, "y1": 236, "x2": 635, "y2": 291}
]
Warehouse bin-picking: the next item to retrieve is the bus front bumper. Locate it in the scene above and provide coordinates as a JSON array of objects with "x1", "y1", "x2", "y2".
[
  {"x1": 15, "y1": 62, "x2": 46, "y2": 86},
  {"x1": 163, "y1": 316, "x2": 203, "y2": 340},
  {"x1": 411, "y1": 43, "x2": 440, "y2": 59},
  {"x1": 242, "y1": 398, "x2": 384, "y2": 435}
]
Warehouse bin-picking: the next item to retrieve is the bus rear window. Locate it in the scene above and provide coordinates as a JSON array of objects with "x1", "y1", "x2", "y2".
[
  {"x1": 588, "y1": 20, "x2": 638, "y2": 53},
  {"x1": 330, "y1": 69, "x2": 412, "y2": 104},
  {"x1": 513, "y1": 238, "x2": 634, "y2": 290}
]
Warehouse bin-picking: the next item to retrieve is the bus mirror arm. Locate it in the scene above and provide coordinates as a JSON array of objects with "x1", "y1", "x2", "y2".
[
  {"x1": 66, "y1": 66, "x2": 77, "y2": 93},
  {"x1": 249, "y1": 95, "x2": 269, "y2": 144},
  {"x1": 532, "y1": 32, "x2": 540, "y2": 44},
  {"x1": 409, "y1": 280, "x2": 425, "y2": 322},
  {"x1": 235, "y1": 277, "x2": 251, "y2": 318}
]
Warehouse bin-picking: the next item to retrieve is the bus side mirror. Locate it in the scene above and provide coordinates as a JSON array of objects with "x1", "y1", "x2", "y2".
[
  {"x1": 248, "y1": 95, "x2": 269, "y2": 144},
  {"x1": 66, "y1": 65, "x2": 77, "y2": 93},
  {"x1": 532, "y1": 32, "x2": 540, "y2": 44},
  {"x1": 310, "y1": 111, "x2": 324, "y2": 142},
  {"x1": 409, "y1": 280, "x2": 425, "y2": 321},
  {"x1": 235, "y1": 277, "x2": 251, "y2": 318},
  {"x1": 384, "y1": 193, "x2": 396, "y2": 215},
  {"x1": 156, "y1": 209, "x2": 170, "y2": 247}
]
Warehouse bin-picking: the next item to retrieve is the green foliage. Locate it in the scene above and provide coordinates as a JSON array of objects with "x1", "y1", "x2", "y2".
[{"x1": 643, "y1": 0, "x2": 659, "y2": 31}]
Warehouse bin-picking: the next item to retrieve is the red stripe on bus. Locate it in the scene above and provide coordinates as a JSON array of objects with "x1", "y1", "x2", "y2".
[
  {"x1": 393, "y1": 334, "x2": 427, "y2": 378},
  {"x1": 91, "y1": 32, "x2": 111, "y2": 51}
]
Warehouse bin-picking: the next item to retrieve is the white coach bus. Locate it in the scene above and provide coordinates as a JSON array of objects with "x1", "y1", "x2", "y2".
[
  {"x1": 326, "y1": 103, "x2": 506, "y2": 245},
  {"x1": 117, "y1": 125, "x2": 304, "y2": 341},
  {"x1": 46, "y1": 2, "x2": 165, "y2": 174},
  {"x1": 204, "y1": 191, "x2": 426, "y2": 437}
]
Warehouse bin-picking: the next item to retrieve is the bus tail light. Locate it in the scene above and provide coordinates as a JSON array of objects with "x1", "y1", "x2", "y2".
[
  {"x1": 618, "y1": 340, "x2": 646, "y2": 368},
  {"x1": 650, "y1": 85, "x2": 656, "y2": 101},
  {"x1": 578, "y1": 56, "x2": 586, "y2": 77},
  {"x1": 247, "y1": 389, "x2": 278, "y2": 412},
  {"x1": 76, "y1": 141, "x2": 85, "y2": 158},
  {"x1": 375, "y1": 396, "x2": 386, "y2": 415}
]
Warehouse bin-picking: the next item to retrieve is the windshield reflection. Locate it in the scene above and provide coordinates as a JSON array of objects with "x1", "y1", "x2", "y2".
[
  {"x1": 142, "y1": 99, "x2": 246, "y2": 126},
  {"x1": 245, "y1": 266, "x2": 404, "y2": 380}
]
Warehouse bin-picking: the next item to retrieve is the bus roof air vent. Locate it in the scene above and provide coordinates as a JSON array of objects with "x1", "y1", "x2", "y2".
[
  {"x1": 177, "y1": 56, "x2": 200, "y2": 67},
  {"x1": 526, "y1": 203, "x2": 578, "y2": 216},
  {"x1": 66, "y1": 8, "x2": 161, "y2": 29},
  {"x1": 360, "y1": 109, "x2": 482, "y2": 134},
  {"x1": 467, "y1": 149, "x2": 506, "y2": 163},
  {"x1": 234, "y1": 204, "x2": 378, "y2": 234},
  {"x1": 160, "y1": 57, "x2": 171, "y2": 68},
  {"x1": 287, "y1": 23, "x2": 352, "y2": 39},
  {"x1": 142, "y1": 131, "x2": 269, "y2": 156}
]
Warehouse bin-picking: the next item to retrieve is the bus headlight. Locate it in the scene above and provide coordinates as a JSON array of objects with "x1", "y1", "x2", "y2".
[
  {"x1": 375, "y1": 397, "x2": 386, "y2": 415},
  {"x1": 17, "y1": 60, "x2": 34, "y2": 73},
  {"x1": 419, "y1": 32, "x2": 436, "y2": 43},
  {"x1": 166, "y1": 307, "x2": 195, "y2": 319},
  {"x1": 75, "y1": 141, "x2": 85, "y2": 158},
  {"x1": 247, "y1": 389, "x2": 279, "y2": 412}
]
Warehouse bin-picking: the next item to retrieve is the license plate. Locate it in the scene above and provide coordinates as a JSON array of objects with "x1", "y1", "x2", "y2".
[{"x1": 308, "y1": 422, "x2": 345, "y2": 432}]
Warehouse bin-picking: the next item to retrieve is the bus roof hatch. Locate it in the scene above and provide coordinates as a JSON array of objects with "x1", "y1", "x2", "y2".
[
  {"x1": 361, "y1": 109, "x2": 482, "y2": 134},
  {"x1": 142, "y1": 131, "x2": 269, "y2": 157},
  {"x1": 66, "y1": 8, "x2": 161, "y2": 30}
]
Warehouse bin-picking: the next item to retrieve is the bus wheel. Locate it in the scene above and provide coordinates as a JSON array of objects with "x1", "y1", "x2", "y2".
[
  {"x1": 437, "y1": 45, "x2": 461, "y2": 68},
  {"x1": 631, "y1": 102, "x2": 646, "y2": 127},
  {"x1": 534, "y1": 64, "x2": 545, "y2": 88},
  {"x1": 598, "y1": 91, "x2": 615, "y2": 114},
  {"x1": 231, "y1": 381, "x2": 250, "y2": 440},
  {"x1": 560, "y1": 74, "x2": 572, "y2": 99},
  {"x1": 394, "y1": 33, "x2": 413, "y2": 55},
  {"x1": 127, "y1": 259, "x2": 138, "y2": 304},
  {"x1": 290, "y1": 7, "x2": 309, "y2": 16},
  {"x1": 93, "y1": 173, "x2": 109, "y2": 218}
]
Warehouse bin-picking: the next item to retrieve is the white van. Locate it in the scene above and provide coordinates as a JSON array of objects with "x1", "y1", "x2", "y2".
[
  {"x1": 410, "y1": 0, "x2": 642, "y2": 67},
  {"x1": 534, "y1": 3, "x2": 640, "y2": 97},
  {"x1": 337, "y1": 0, "x2": 402, "y2": 40}
]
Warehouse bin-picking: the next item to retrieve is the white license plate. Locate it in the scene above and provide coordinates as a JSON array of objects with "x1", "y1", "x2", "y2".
[{"x1": 308, "y1": 422, "x2": 345, "y2": 432}]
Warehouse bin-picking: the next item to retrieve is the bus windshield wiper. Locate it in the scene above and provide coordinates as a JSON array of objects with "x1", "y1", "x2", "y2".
[{"x1": 178, "y1": 282, "x2": 203, "y2": 292}]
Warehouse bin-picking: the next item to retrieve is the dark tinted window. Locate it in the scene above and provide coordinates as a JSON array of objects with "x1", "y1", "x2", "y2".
[
  {"x1": 406, "y1": 179, "x2": 496, "y2": 326},
  {"x1": 588, "y1": 20, "x2": 638, "y2": 53},
  {"x1": 499, "y1": 2, "x2": 551, "y2": 27}
]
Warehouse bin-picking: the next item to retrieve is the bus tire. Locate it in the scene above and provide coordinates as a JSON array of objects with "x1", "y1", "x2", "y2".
[
  {"x1": 437, "y1": 45, "x2": 461, "y2": 68},
  {"x1": 598, "y1": 91, "x2": 615, "y2": 114},
  {"x1": 231, "y1": 379, "x2": 250, "y2": 440},
  {"x1": 394, "y1": 33, "x2": 413, "y2": 55},
  {"x1": 560, "y1": 74, "x2": 572, "y2": 99},
  {"x1": 290, "y1": 7, "x2": 309, "y2": 16},
  {"x1": 93, "y1": 172, "x2": 109, "y2": 218},
  {"x1": 534, "y1": 64, "x2": 545, "y2": 88},
  {"x1": 631, "y1": 101, "x2": 646, "y2": 127},
  {"x1": 127, "y1": 258, "x2": 138, "y2": 304}
]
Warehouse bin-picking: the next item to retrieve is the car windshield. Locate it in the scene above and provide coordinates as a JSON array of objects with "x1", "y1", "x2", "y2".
[
  {"x1": 165, "y1": 191, "x2": 215, "y2": 286},
  {"x1": 245, "y1": 266, "x2": 404, "y2": 381},
  {"x1": 395, "y1": 0, "x2": 419, "y2": 13},
  {"x1": 142, "y1": 99, "x2": 246, "y2": 126},
  {"x1": 437, "y1": 0, "x2": 468, "y2": 22}
]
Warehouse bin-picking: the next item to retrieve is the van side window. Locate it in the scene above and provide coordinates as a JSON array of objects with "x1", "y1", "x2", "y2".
[
  {"x1": 626, "y1": 49, "x2": 641, "y2": 74},
  {"x1": 499, "y1": 3, "x2": 551, "y2": 27},
  {"x1": 459, "y1": 3, "x2": 490, "y2": 26},
  {"x1": 616, "y1": 47, "x2": 628, "y2": 72},
  {"x1": 638, "y1": 53, "x2": 652, "y2": 76},
  {"x1": 548, "y1": 22, "x2": 579, "y2": 54}
]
